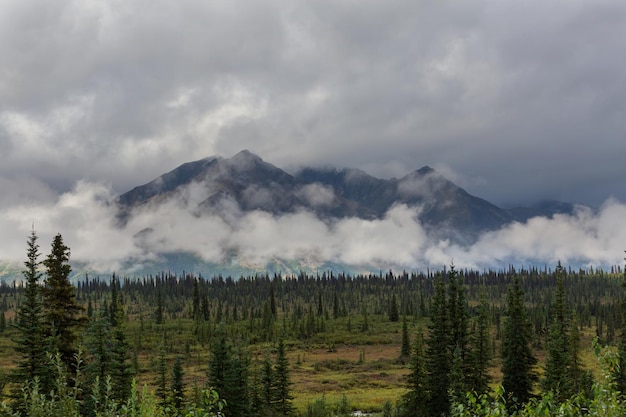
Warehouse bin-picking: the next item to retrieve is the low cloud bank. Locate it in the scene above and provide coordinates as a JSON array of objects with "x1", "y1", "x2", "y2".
[{"x1": 1, "y1": 179, "x2": 625, "y2": 274}]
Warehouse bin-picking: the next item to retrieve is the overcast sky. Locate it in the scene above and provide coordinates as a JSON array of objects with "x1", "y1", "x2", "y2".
[{"x1": 1, "y1": 0, "x2": 625, "y2": 271}]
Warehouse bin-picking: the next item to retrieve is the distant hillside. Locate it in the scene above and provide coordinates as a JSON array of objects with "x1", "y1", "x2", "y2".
[{"x1": 118, "y1": 150, "x2": 527, "y2": 244}]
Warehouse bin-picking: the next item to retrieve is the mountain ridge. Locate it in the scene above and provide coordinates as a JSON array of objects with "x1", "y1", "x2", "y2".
[{"x1": 117, "y1": 150, "x2": 576, "y2": 240}]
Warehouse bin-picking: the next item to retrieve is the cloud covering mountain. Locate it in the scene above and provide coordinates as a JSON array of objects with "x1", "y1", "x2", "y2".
[{"x1": 1, "y1": 151, "x2": 625, "y2": 280}]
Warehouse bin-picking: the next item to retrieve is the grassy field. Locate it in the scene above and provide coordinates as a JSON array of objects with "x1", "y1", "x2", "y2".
[{"x1": 0, "y1": 297, "x2": 616, "y2": 414}]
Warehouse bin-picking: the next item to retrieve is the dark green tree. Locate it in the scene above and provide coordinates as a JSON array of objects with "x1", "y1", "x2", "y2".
[
  {"x1": 208, "y1": 324, "x2": 251, "y2": 416},
  {"x1": 401, "y1": 329, "x2": 428, "y2": 416},
  {"x1": 466, "y1": 291, "x2": 492, "y2": 395},
  {"x1": 501, "y1": 276, "x2": 536, "y2": 410},
  {"x1": 155, "y1": 288, "x2": 163, "y2": 325},
  {"x1": 171, "y1": 355, "x2": 185, "y2": 411},
  {"x1": 110, "y1": 307, "x2": 133, "y2": 403},
  {"x1": 447, "y1": 265, "x2": 471, "y2": 398},
  {"x1": 84, "y1": 307, "x2": 112, "y2": 408},
  {"x1": 11, "y1": 229, "x2": 53, "y2": 400},
  {"x1": 260, "y1": 355, "x2": 274, "y2": 410},
  {"x1": 155, "y1": 333, "x2": 168, "y2": 405},
  {"x1": 616, "y1": 255, "x2": 626, "y2": 396},
  {"x1": 542, "y1": 262, "x2": 586, "y2": 402},
  {"x1": 542, "y1": 262, "x2": 571, "y2": 400},
  {"x1": 400, "y1": 316, "x2": 411, "y2": 359},
  {"x1": 273, "y1": 337, "x2": 294, "y2": 416},
  {"x1": 192, "y1": 278, "x2": 201, "y2": 321},
  {"x1": 42, "y1": 233, "x2": 85, "y2": 371},
  {"x1": 109, "y1": 274, "x2": 119, "y2": 327},
  {"x1": 425, "y1": 273, "x2": 450, "y2": 417},
  {"x1": 389, "y1": 293, "x2": 399, "y2": 322}
]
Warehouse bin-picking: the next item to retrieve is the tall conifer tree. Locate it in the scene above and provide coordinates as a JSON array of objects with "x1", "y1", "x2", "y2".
[
  {"x1": 42, "y1": 233, "x2": 85, "y2": 371},
  {"x1": 616, "y1": 254, "x2": 626, "y2": 396},
  {"x1": 11, "y1": 230, "x2": 52, "y2": 399},
  {"x1": 425, "y1": 273, "x2": 450, "y2": 417},
  {"x1": 501, "y1": 276, "x2": 536, "y2": 410},
  {"x1": 273, "y1": 337, "x2": 294, "y2": 416},
  {"x1": 401, "y1": 329, "x2": 428, "y2": 416}
]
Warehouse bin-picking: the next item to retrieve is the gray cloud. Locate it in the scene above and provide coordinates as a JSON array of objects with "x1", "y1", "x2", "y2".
[
  {"x1": 1, "y1": 0, "x2": 625, "y2": 270},
  {"x1": 1, "y1": 180, "x2": 625, "y2": 274}
]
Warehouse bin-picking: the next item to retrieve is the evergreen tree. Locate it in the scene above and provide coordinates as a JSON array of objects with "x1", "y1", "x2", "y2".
[
  {"x1": 400, "y1": 316, "x2": 411, "y2": 359},
  {"x1": 467, "y1": 291, "x2": 492, "y2": 395},
  {"x1": 425, "y1": 273, "x2": 451, "y2": 417},
  {"x1": 616, "y1": 256, "x2": 626, "y2": 396},
  {"x1": 109, "y1": 274, "x2": 119, "y2": 327},
  {"x1": 501, "y1": 276, "x2": 536, "y2": 410},
  {"x1": 110, "y1": 306, "x2": 133, "y2": 403},
  {"x1": 542, "y1": 262, "x2": 586, "y2": 402},
  {"x1": 226, "y1": 349, "x2": 251, "y2": 417},
  {"x1": 155, "y1": 333, "x2": 168, "y2": 405},
  {"x1": 401, "y1": 329, "x2": 428, "y2": 416},
  {"x1": 155, "y1": 288, "x2": 163, "y2": 325},
  {"x1": 389, "y1": 293, "x2": 399, "y2": 322},
  {"x1": 192, "y1": 278, "x2": 201, "y2": 321},
  {"x1": 273, "y1": 337, "x2": 294, "y2": 416},
  {"x1": 542, "y1": 262, "x2": 571, "y2": 400},
  {"x1": 84, "y1": 307, "x2": 112, "y2": 407},
  {"x1": 11, "y1": 229, "x2": 53, "y2": 399},
  {"x1": 260, "y1": 355, "x2": 274, "y2": 410},
  {"x1": 171, "y1": 355, "x2": 185, "y2": 411},
  {"x1": 42, "y1": 233, "x2": 85, "y2": 371},
  {"x1": 208, "y1": 324, "x2": 251, "y2": 416}
]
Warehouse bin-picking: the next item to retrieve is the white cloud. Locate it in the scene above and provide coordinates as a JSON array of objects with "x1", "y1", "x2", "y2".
[
  {"x1": 1, "y1": 177, "x2": 625, "y2": 276},
  {"x1": 295, "y1": 183, "x2": 335, "y2": 207}
]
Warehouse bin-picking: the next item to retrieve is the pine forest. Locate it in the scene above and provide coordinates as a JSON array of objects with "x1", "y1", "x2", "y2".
[{"x1": 2, "y1": 231, "x2": 626, "y2": 416}]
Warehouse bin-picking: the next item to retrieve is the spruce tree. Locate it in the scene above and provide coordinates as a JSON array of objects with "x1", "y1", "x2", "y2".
[
  {"x1": 171, "y1": 355, "x2": 185, "y2": 411},
  {"x1": 400, "y1": 316, "x2": 411, "y2": 359},
  {"x1": 616, "y1": 256, "x2": 626, "y2": 396},
  {"x1": 84, "y1": 307, "x2": 112, "y2": 407},
  {"x1": 208, "y1": 324, "x2": 251, "y2": 416},
  {"x1": 260, "y1": 355, "x2": 274, "y2": 410},
  {"x1": 155, "y1": 333, "x2": 168, "y2": 405},
  {"x1": 110, "y1": 306, "x2": 133, "y2": 403},
  {"x1": 273, "y1": 337, "x2": 294, "y2": 416},
  {"x1": 425, "y1": 273, "x2": 450, "y2": 417},
  {"x1": 11, "y1": 229, "x2": 53, "y2": 399},
  {"x1": 467, "y1": 291, "x2": 492, "y2": 395},
  {"x1": 542, "y1": 262, "x2": 586, "y2": 402},
  {"x1": 447, "y1": 265, "x2": 470, "y2": 394},
  {"x1": 42, "y1": 233, "x2": 85, "y2": 371},
  {"x1": 389, "y1": 293, "x2": 399, "y2": 322},
  {"x1": 542, "y1": 262, "x2": 571, "y2": 400},
  {"x1": 501, "y1": 276, "x2": 536, "y2": 410},
  {"x1": 401, "y1": 329, "x2": 428, "y2": 416}
]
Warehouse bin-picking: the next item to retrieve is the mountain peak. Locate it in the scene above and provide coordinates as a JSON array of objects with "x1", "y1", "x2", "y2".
[{"x1": 417, "y1": 166, "x2": 435, "y2": 175}]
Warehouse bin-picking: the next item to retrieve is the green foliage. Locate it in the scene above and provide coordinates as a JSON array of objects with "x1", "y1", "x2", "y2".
[
  {"x1": 272, "y1": 337, "x2": 294, "y2": 416},
  {"x1": 501, "y1": 276, "x2": 536, "y2": 410},
  {"x1": 11, "y1": 229, "x2": 52, "y2": 399},
  {"x1": 399, "y1": 316, "x2": 410, "y2": 359},
  {"x1": 425, "y1": 273, "x2": 451, "y2": 417},
  {"x1": 400, "y1": 329, "x2": 428, "y2": 417},
  {"x1": 42, "y1": 234, "x2": 85, "y2": 371},
  {"x1": 171, "y1": 355, "x2": 185, "y2": 411},
  {"x1": 452, "y1": 339, "x2": 626, "y2": 417}
]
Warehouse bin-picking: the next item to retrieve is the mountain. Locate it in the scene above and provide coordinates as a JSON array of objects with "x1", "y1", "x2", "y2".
[
  {"x1": 118, "y1": 150, "x2": 521, "y2": 244},
  {"x1": 117, "y1": 150, "x2": 371, "y2": 221}
]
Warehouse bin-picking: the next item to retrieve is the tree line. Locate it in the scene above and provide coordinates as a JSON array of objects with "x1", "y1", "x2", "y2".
[{"x1": 2, "y1": 231, "x2": 626, "y2": 416}]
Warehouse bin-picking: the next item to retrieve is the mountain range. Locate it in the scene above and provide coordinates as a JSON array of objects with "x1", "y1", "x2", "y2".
[
  {"x1": 0, "y1": 150, "x2": 584, "y2": 282},
  {"x1": 118, "y1": 149, "x2": 575, "y2": 241}
]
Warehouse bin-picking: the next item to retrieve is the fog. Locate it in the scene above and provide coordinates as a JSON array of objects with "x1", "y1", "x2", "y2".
[{"x1": 1, "y1": 179, "x2": 624, "y2": 276}]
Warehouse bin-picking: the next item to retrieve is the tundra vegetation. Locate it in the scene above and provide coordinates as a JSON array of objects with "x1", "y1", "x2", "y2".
[{"x1": 0, "y1": 231, "x2": 626, "y2": 416}]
